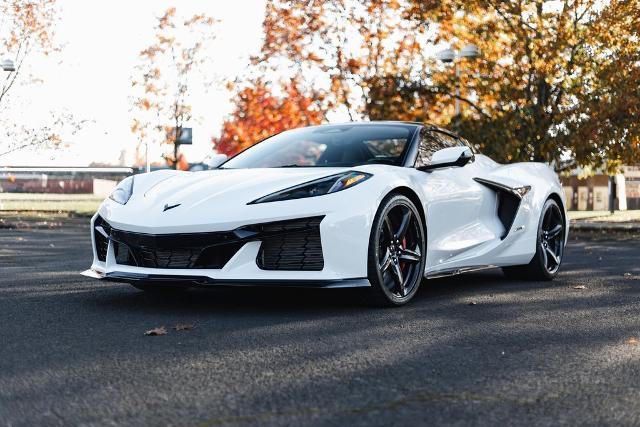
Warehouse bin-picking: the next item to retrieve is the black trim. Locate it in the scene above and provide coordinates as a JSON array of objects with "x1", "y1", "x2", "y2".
[
  {"x1": 94, "y1": 216, "x2": 110, "y2": 262},
  {"x1": 84, "y1": 270, "x2": 370, "y2": 289},
  {"x1": 416, "y1": 148, "x2": 474, "y2": 171}
]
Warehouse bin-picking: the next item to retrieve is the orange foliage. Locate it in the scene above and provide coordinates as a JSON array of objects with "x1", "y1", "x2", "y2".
[
  {"x1": 165, "y1": 153, "x2": 190, "y2": 171},
  {"x1": 213, "y1": 79, "x2": 325, "y2": 156},
  {"x1": 251, "y1": 0, "x2": 640, "y2": 170}
]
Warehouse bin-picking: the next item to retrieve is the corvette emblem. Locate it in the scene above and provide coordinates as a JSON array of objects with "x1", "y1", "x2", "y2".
[{"x1": 163, "y1": 203, "x2": 181, "y2": 212}]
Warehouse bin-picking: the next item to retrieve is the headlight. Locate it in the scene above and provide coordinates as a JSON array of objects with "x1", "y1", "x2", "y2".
[
  {"x1": 250, "y1": 171, "x2": 371, "y2": 204},
  {"x1": 109, "y1": 176, "x2": 134, "y2": 205}
]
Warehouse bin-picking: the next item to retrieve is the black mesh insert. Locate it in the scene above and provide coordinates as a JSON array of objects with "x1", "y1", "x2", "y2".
[
  {"x1": 254, "y1": 217, "x2": 324, "y2": 271},
  {"x1": 109, "y1": 229, "x2": 242, "y2": 269}
]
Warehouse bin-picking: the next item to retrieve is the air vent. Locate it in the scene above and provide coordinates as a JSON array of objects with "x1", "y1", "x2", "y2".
[{"x1": 255, "y1": 217, "x2": 324, "y2": 271}]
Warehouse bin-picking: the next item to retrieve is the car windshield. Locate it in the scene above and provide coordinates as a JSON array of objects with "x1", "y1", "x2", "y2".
[{"x1": 220, "y1": 124, "x2": 418, "y2": 169}]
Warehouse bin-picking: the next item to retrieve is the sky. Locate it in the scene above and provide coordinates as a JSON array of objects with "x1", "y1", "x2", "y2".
[{"x1": 2, "y1": 0, "x2": 267, "y2": 166}]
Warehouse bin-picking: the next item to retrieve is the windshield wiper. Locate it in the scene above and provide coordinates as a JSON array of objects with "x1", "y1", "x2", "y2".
[{"x1": 277, "y1": 164, "x2": 302, "y2": 168}]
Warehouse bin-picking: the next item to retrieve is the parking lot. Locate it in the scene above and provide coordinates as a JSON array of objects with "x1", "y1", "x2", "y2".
[{"x1": 1, "y1": 217, "x2": 639, "y2": 426}]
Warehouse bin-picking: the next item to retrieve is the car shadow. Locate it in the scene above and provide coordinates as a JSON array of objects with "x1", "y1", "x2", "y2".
[{"x1": 91, "y1": 268, "x2": 523, "y2": 315}]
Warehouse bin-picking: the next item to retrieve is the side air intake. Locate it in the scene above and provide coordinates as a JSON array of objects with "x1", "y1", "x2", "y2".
[{"x1": 473, "y1": 178, "x2": 530, "y2": 239}]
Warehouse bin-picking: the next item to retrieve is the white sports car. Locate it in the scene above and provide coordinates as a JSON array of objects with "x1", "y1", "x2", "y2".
[{"x1": 82, "y1": 122, "x2": 568, "y2": 306}]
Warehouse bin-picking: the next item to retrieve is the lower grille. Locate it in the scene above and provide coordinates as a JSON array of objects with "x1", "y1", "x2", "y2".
[
  {"x1": 94, "y1": 216, "x2": 110, "y2": 262},
  {"x1": 255, "y1": 217, "x2": 324, "y2": 271},
  {"x1": 109, "y1": 228, "x2": 242, "y2": 269},
  {"x1": 93, "y1": 215, "x2": 324, "y2": 271}
]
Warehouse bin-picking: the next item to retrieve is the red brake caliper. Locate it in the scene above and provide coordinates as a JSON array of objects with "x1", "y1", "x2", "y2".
[{"x1": 400, "y1": 237, "x2": 407, "y2": 271}]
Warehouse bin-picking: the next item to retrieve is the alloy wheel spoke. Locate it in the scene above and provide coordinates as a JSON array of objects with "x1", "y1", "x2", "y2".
[
  {"x1": 383, "y1": 216, "x2": 394, "y2": 240},
  {"x1": 546, "y1": 224, "x2": 563, "y2": 239},
  {"x1": 395, "y1": 208, "x2": 412, "y2": 240},
  {"x1": 399, "y1": 247, "x2": 421, "y2": 264},
  {"x1": 545, "y1": 245, "x2": 560, "y2": 266},
  {"x1": 390, "y1": 260, "x2": 405, "y2": 296},
  {"x1": 379, "y1": 248, "x2": 393, "y2": 272},
  {"x1": 541, "y1": 242, "x2": 549, "y2": 268},
  {"x1": 542, "y1": 210, "x2": 552, "y2": 230}
]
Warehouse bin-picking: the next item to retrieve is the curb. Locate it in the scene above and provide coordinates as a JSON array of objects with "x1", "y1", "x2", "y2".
[{"x1": 570, "y1": 221, "x2": 640, "y2": 232}]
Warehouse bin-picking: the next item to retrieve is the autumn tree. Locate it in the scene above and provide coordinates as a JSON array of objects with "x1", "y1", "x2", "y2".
[
  {"x1": 131, "y1": 7, "x2": 217, "y2": 169},
  {"x1": 213, "y1": 0, "x2": 441, "y2": 154},
  {"x1": 0, "y1": 0, "x2": 80, "y2": 158},
  {"x1": 405, "y1": 0, "x2": 640, "y2": 170},
  {"x1": 246, "y1": 0, "x2": 639, "y2": 171},
  {"x1": 257, "y1": 0, "x2": 437, "y2": 122},
  {"x1": 213, "y1": 78, "x2": 325, "y2": 156}
]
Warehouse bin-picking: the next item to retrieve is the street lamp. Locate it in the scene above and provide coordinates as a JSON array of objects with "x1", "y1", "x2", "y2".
[
  {"x1": 436, "y1": 44, "x2": 480, "y2": 115},
  {"x1": 1, "y1": 58, "x2": 15, "y2": 72}
]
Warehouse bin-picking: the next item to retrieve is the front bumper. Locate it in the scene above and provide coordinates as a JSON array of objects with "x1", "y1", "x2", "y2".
[{"x1": 84, "y1": 198, "x2": 375, "y2": 286}]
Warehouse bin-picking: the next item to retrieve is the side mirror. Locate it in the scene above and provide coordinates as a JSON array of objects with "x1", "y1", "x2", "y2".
[
  {"x1": 417, "y1": 146, "x2": 474, "y2": 171},
  {"x1": 208, "y1": 154, "x2": 228, "y2": 169}
]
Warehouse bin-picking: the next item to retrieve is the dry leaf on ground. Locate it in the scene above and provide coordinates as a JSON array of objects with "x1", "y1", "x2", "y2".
[
  {"x1": 626, "y1": 337, "x2": 639, "y2": 345},
  {"x1": 144, "y1": 326, "x2": 167, "y2": 336},
  {"x1": 572, "y1": 285, "x2": 587, "y2": 289},
  {"x1": 174, "y1": 323, "x2": 194, "y2": 331}
]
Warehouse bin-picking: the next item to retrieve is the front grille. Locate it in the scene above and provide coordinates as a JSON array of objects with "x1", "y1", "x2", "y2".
[
  {"x1": 109, "y1": 228, "x2": 242, "y2": 269},
  {"x1": 254, "y1": 217, "x2": 324, "y2": 271},
  {"x1": 93, "y1": 215, "x2": 324, "y2": 271}
]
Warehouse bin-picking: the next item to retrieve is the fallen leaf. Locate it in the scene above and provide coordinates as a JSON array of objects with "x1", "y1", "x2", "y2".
[
  {"x1": 468, "y1": 301, "x2": 477, "y2": 306},
  {"x1": 174, "y1": 323, "x2": 194, "y2": 331},
  {"x1": 572, "y1": 285, "x2": 587, "y2": 290},
  {"x1": 144, "y1": 326, "x2": 167, "y2": 336},
  {"x1": 626, "y1": 337, "x2": 639, "y2": 345}
]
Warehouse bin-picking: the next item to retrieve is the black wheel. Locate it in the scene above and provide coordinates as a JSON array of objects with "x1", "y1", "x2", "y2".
[
  {"x1": 366, "y1": 194, "x2": 426, "y2": 307},
  {"x1": 130, "y1": 282, "x2": 189, "y2": 293},
  {"x1": 503, "y1": 198, "x2": 565, "y2": 280}
]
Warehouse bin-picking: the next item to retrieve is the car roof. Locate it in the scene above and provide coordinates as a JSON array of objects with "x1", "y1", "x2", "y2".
[{"x1": 302, "y1": 121, "x2": 456, "y2": 136}]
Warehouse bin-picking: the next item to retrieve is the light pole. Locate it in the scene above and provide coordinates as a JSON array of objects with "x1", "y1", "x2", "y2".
[
  {"x1": 145, "y1": 142, "x2": 150, "y2": 173},
  {"x1": 436, "y1": 44, "x2": 480, "y2": 115},
  {"x1": 1, "y1": 58, "x2": 15, "y2": 72}
]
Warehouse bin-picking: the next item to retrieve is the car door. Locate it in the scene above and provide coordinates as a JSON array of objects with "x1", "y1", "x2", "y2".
[{"x1": 414, "y1": 128, "x2": 504, "y2": 273}]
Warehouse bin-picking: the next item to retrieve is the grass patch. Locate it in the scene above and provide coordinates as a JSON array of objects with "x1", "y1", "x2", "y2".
[{"x1": 0, "y1": 193, "x2": 101, "y2": 215}]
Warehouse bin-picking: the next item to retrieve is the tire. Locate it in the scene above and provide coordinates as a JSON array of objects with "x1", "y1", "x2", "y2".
[
  {"x1": 502, "y1": 198, "x2": 565, "y2": 281},
  {"x1": 130, "y1": 282, "x2": 189, "y2": 293},
  {"x1": 365, "y1": 193, "x2": 426, "y2": 307}
]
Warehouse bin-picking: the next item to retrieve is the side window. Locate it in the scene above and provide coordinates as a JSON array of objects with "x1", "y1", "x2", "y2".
[
  {"x1": 458, "y1": 136, "x2": 479, "y2": 154},
  {"x1": 414, "y1": 129, "x2": 464, "y2": 167}
]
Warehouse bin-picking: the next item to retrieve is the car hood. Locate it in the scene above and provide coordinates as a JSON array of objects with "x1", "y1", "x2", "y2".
[{"x1": 134, "y1": 167, "x2": 355, "y2": 211}]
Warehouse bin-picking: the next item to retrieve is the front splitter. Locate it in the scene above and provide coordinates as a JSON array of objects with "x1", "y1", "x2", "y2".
[{"x1": 81, "y1": 269, "x2": 370, "y2": 289}]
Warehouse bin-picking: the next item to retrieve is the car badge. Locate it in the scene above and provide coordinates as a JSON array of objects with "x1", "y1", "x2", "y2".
[{"x1": 163, "y1": 203, "x2": 181, "y2": 212}]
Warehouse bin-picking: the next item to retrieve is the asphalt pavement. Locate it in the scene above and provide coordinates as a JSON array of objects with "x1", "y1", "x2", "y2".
[{"x1": 1, "y1": 218, "x2": 639, "y2": 426}]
